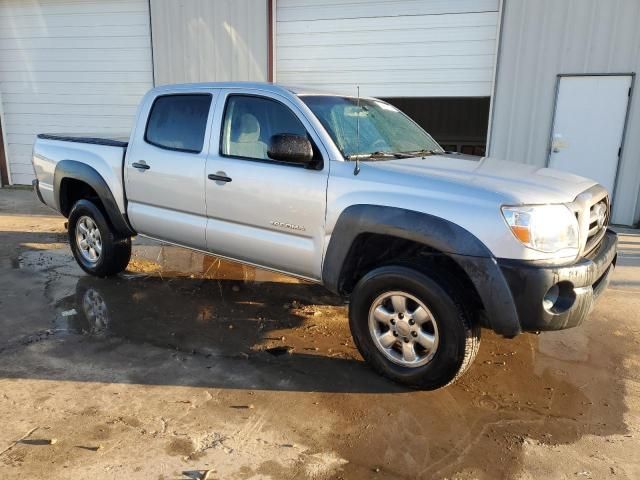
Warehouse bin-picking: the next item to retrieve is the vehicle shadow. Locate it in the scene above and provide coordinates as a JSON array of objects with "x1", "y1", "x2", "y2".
[{"x1": 45, "y1": 273, "x2": 408, "y2": 394}]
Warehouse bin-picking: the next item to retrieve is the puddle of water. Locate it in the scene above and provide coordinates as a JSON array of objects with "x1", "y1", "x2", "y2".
[
  {"x1": 16, "y1": 243, "x2": 346, "y2": 360},
  {"x1": 53, "y1": 271, "x2": 344, "y2": 359}
]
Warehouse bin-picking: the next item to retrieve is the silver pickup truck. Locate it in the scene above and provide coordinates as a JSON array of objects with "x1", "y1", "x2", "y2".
[{"x1": 31, "y1": 82, "x2": 617, "y2": 389}]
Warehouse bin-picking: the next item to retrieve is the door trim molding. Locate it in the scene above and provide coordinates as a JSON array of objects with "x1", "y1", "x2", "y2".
[{"x1": 546, "y1": 72, "x2": 636, "y2": 206}]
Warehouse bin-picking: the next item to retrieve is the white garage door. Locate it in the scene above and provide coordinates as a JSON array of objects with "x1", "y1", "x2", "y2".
[
  {"x1": 0, "y1": 0, "x2": 153, "y2": 185},
  {"x1": 276, "y1": 0, "x2": 500, "y2": 98}
]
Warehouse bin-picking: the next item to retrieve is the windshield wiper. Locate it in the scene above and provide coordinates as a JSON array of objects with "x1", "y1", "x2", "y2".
[
  {"x1": 399, "y1": 149, "x2": 444, "y2": 157},
  {"x1": 346, "y1": 151, "x2": 413, "y2": 160}
]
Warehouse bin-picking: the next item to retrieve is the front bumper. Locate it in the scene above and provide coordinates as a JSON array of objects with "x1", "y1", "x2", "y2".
[{"x1": 497, "y1": 229, "x2": 618, "y2": 332}]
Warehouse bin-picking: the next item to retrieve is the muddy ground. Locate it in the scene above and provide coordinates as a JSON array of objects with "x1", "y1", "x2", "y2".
[{"x1": 0, "y1": 187, "x2": 639, "y2": 479}]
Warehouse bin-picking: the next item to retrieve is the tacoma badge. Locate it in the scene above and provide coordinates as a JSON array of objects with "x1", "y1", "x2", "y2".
[{"x1": 270, "y1": 221, "x2": 306, "y2": 231}]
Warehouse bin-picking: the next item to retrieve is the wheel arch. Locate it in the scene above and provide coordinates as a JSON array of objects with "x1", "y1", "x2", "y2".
[
  {"x1": 54, "y1": 160, "x2": 135, "y2": 238},
  {"x1": 322, "y1": 204, "x2": 522, "y2": 337}
]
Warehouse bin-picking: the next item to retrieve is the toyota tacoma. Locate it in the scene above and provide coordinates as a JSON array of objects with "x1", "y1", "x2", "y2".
[{"x1": 31, "y1": 82, "x2": 617, "y2": 389}]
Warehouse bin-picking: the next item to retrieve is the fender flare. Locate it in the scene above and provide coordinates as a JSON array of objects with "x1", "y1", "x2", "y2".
[
  {"x1": 54, "y1": 160, "x2": 135, "y2": 238},
  {"x1": 322, "y1": 205, "x2": 522, "y2": 337}
]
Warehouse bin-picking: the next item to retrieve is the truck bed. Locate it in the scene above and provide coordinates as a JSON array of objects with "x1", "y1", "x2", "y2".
[
  {"x1": 37, "y1": 133, "x2": 129, "y2": 148},
  {"x1": 33, "y1": 133, "x2": 130, "y2": 215}
]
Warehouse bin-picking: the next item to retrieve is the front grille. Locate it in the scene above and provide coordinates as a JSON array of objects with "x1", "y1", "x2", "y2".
[{"x1": 584, "y1": 197, "x2": 609, "y2": 254}]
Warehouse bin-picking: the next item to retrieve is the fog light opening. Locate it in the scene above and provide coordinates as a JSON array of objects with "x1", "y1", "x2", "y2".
[
  {"x1": 542, "y1": 285, "x2": 559, "y2": 311},
  {"x1": 542, "y1": 281, "x2": 576, "y2": 314}
]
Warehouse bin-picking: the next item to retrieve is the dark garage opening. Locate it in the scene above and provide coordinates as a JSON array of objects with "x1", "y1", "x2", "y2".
[{"x1": 381, "y1": 97, "x2": 491, "y2": 156}]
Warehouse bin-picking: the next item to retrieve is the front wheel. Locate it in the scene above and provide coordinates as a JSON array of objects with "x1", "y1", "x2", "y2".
[
  {"x1": 349, "y1": 265, "x2": 480, "y2": 390},
  {"x1": 68, "y1": 199, "x2": 131, "y2": 277}
]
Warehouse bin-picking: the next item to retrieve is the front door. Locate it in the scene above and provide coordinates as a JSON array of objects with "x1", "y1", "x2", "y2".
[
  {"x1": 549, "y1": 75, "x2": 632, "y2": 194},
  {"x1": 125, "y1": 92, "x2": 217, "y2": 250},
  {"x1": 204, "y1": 90, "x2": 329, "y2": 280}
]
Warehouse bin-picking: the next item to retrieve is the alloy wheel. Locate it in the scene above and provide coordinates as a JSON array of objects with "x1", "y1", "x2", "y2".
[
  {"x1": 75, "y1": 215, "x2": 102, "y2": 263},
  {"x1": 368, "y1": 291, "x2": 439, "y2": 367}
]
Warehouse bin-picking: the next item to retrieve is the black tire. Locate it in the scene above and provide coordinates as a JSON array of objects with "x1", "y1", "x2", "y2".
[
  {"x1": 68, "y1": 199, "x2": 131, "y2": 277},
  {"x1": 349, "y1": 265, "x2": 480, "y2": 390}
]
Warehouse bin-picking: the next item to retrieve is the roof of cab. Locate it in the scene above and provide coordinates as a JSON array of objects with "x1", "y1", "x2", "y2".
[{"x1": 149, "y1": 81, "x2": 347, "y2": 97}]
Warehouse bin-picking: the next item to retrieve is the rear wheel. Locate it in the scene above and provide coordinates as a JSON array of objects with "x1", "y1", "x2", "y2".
[
  {"x1": 349, "y1": 265, "x2": 480, "y2": 389},
  {"x1": 68, "y1": 199, "x2": 131, "y2": 277}
]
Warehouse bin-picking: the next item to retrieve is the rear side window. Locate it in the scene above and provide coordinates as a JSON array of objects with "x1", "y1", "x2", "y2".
[{"x1": 145, "y1": 94, "x2": 212, "y2": 153}]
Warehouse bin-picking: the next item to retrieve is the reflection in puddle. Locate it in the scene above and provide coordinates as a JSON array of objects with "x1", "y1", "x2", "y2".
[
  {"x1": 20, "y1": 242, "x2": 352, "y2": 364},
  {"x1": 129, "y1": 244, "x2": 304, "y2": 283},
  {"x1": 55, "y1": 273, "x2": 345, "y2": 359}
]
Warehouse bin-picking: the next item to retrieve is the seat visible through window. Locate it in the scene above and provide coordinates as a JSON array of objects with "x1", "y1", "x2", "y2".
[
  {"x1": 222, "y1": 95, "x2": 308, "y2": 162},
  {"x1": 230, "y1": 113, "x2": 268, "y2": 159}
]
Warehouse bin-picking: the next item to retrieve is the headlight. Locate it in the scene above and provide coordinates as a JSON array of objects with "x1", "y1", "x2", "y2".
[{"x1": 501, "y1": 204, "x2": 579, "y2": 255}]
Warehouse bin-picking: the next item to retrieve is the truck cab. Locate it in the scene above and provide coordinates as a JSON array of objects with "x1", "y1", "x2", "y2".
[{"x1": 125, "y1": 85, "x2": 332, "y2": 280}]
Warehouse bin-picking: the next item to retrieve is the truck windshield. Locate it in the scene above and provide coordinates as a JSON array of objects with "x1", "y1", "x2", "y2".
[{"x1": 300, "y1": 95, "x2": 443, "y2": 159}]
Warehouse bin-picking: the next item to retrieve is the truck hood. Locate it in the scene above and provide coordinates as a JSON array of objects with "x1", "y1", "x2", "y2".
[{"x1": 366, "y1": 154, "x2": 598, "y2": 204}]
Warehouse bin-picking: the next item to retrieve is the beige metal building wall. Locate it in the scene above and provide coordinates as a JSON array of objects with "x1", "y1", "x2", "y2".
[
  {"x1": 275, "y1": 0, "x2": 500, "y2": 97},
  {"x1": 489, "y1": 0, "x2": 640, "y2": 226},
  {"x1": 149, "y1": 0, "x2": 269, "y2": 86},
  {"x1": 0, "y1": 0, "x2": 153, "y2": 185}
]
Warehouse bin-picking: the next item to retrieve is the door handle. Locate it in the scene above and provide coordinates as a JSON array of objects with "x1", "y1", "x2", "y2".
[
  {"x1": 132, "y1": 161, "x2": 150, "y2": 170},
  {"x1": 208, "y1": 173, "x2": 232, "y2": 183}
]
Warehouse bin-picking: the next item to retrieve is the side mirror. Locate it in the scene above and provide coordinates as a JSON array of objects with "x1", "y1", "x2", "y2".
[{"x1": 267, "y1": 134, "x2": 315, "y2": 167}]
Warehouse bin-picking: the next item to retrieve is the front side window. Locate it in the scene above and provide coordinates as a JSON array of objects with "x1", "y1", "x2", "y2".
[
  {"x1": 300, "y1": 95, "x2": 442, "y2": 159},
  {"x1": 145, "y1": 94, "x2": 212, "y2": 153},
  {"x1": 221, "y1": 95, "x2": 308, "y2": 161}
]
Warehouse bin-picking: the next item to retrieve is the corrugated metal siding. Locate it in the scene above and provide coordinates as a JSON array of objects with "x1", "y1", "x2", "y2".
[
  {"x1": 150, "y1": 0, "x2": 268, "y2": 86},
  {"x1": 489, "y1": 0, "x2": 640, "y2": 225},
  {"x1": 276, "y1": 0, "x2": 500, "y2": 97},
  {"x1": 0, "y1": 0, "x2": 153, "y2": 185}
]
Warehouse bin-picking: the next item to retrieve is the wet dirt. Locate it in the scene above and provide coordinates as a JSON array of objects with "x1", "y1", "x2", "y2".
[{"x1": 1, "y1": 188, "x2": 639, "y2": 479}]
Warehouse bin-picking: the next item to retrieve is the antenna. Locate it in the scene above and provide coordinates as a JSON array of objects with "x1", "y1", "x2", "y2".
[{"x1": 354, "y1": 85, "x2": 361, "y2": 176}]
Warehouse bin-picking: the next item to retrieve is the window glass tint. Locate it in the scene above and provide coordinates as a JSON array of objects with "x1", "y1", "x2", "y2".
[
  {"x1": 145, "y1": 94, "x2": 212, "y2": 152},
  {"x1": 221, "y1": 95, "x2": 307, "y2": 160}
]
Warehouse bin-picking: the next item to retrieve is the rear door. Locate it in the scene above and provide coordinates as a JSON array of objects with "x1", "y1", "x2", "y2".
[
  {"x1": 125, "y1": 91, "x2": 218, "y2": 250},
  {"x1": 204, "y1": 89, "x2": 329, "y2": 280}
]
